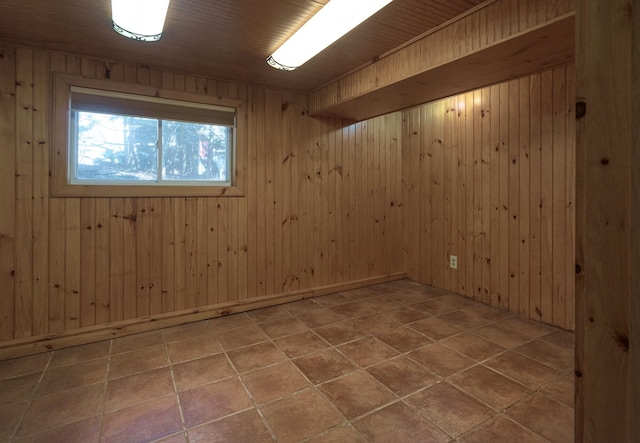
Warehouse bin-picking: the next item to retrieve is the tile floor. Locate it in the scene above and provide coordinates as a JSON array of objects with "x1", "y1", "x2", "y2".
[{"x1": 0, "y1": 280, "x2": 575, "y2": 442}]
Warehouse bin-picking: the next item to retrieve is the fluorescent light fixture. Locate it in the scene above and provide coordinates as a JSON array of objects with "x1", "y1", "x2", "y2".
[
  {"x1": 267, "y1": 0, "x2": 393, "y2": 71},
  {"x1": 111, "y1": 0, "x2": 170, "y2": 42}
]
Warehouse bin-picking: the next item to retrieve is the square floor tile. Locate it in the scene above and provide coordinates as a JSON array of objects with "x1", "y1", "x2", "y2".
[
  {"x1": 449, "y1": 366, "x2": 530, "y2": 410},
  {"x1": 506, "y1": 392, "x2": 574, "y2": 442},
  {"x1": 437, "y1": 310, "x2": 490, "y2": 330},
  {"x1": 330, "y1": 301, "x2": 377, "y2": 319},
  {"x1": 384, "y1": 306, "x2": 429, "y2": 324},
  {"x1": 319, "y1": 371, "x2": 395, "y2": 419},
  {"x1": 227, "y1": 342, "x2": 287, "y2": 373},
  {"x1": 514, "y1": 340, "x2": 574, "y2": 371},
  {"x1": 0, "y1": 354, "x2": 50, "y2": 380},
  {"x1": 102, "y1": 394, "x2": 182, "y2": 443},
  {"x1": 111, "y1": 330, "x2": 164, "y2": 355},
  {"x1": 374, "y1": 326, "x2": 432, "y2": 353},
  {"x1": 166, "y1": 334, "x2": 222, "y2": 363},
  {"x1": 162, "y1": 320, "x2": 213, "y2": 343},
  {"x1": 314, "y1": 321, "x2": 366, "y2": 346},
  {"x1": 441, "y1": 333, "x2": 506, "y2": 361},
  {"x1": 258, "y1": 316, "x2": 308, "y2": 339},
  {"x1": 242, "y1": 361, "x2": 310, "y2": 404},
  {"x1": 282, "y1": 299, "x2": 321, "y2": 316},
  {"x1": 260, "y1": 389, "x2": 343, "y2": 443},
  {"x1": 216, "y1": 325, "x2": 270, "y2": 351},
  {"x1": 408, "y1": 343, "x2": 476, "y2": 377},
  {"x1": 293, "y1": 349, "x2": 358, "y2": 384},
  {"x1": 0, "y1": 373, "x2": 40, "y2": 406},
  {"x1": 411, "y1": 295, "x2": 474, "y2": 316},
  {"x1": 352, "y1": 401, "x2": 449, "y2": 443},
  {"x1": 105, "y1": 367, "x2": 174, "y2": 412},
  {"x1": 408, "y1": 316, "x2": 463, "y2": 341},
  {"x1": 471, "y1": 323, "x2": 531, "y2": 349},
  {"x1": 179, "y1": 377, "x2": 253, "y2": 428},
  {"x1": 0, "y1": 402, "x2": 27, "y2": 439},
  {"x1": 313, "y1": 293, "x2": 352, "y2": 308},
  {"x1": 541, "y1": 373, "x2": 575, "y2": 407},
  {"x1": 208, "y1": 313, "x2": 253, "y2": 333},
  {"x1": 12, "y1": 416, "x2": 101, "y2": 443},
  {"x1": 540, "y1": 329, "x2": 575, "y2": 349},
  {"x1": 246, "y1": 305, "x2": 291, "y2": 323},
  {"x1": 459, "y1": 303, "x2": 514, "y2": 322},
  {"x1": 274, "y1": 330, "x2": 330, "y2": 358},
  {"x1": 108, "y1": 345, "x2": 169, "y2": 379},
  {"x1": 173, "y1": 353, "x2": 235, "y2": 391},
  {"x1": 405, "y1": 382, "x2": 494, "y2": 438},
  {"x1": 484, "y1": 351, "x2": 558, "y2": 389},
  {"x1": 48, "y1": 341, "x2": 110, "y2": 368},
  {"x1": 297, "y1": 308, "x2": 344, "y2": 329},
  {"x1": 367, "y1": 356, "x2": 438, "y2": 397},
  {"x1": 36, "y1": 358, "x2": 107, "y2": 397},
  {"x1": 17, "y1": 384, "x2": 104, "y2": 437},
  {"x1": 188, "y1": 409, "x2": 273, "y2": 443},
  {"x1": 457, "y1": 415, "x2": 547, "y2": 443},
  {"x1": 304, "y1": 425, "x2": 365, "y2": 443},
  {"x1": 498, "y1": 317, "x2": 558, "y2": 338},
  {"x1": 351, "y1": 312, "x2": 402, "y2": 334},
  {"x1": 338, "y1": 337, "x2": 399, "y2": 368}
]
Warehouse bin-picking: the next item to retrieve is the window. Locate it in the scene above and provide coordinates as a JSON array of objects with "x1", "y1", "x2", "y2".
[{"x1": 52, "y1": 74, "x2": 244, "y2": 197}]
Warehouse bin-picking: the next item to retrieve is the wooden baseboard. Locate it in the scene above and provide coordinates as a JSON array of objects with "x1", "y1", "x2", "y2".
[{"x1": 0, "y1": 272, "x2": 406, "y2": 361}]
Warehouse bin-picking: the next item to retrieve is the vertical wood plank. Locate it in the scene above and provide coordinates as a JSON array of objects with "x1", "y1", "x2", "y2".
[
  {"x1": 31, "y1": 50, "x2": 49, "y2": 336},
  {"x1": 529, "y1": 73, "x2": 543, "y2": 320},
  {"x1": 507, "y1": 79, "x2": 520, "y2": 314},
  {"x1": 0, "y1": 44, "x2": 16, "y2": 340},
  {"x1": 489, "y1": 85, "x2": 501, "y2": 308},
  {"x1": 540, "y1": 69, "x2": 554, "y2": 323},
  {"x1": 79, "y1": 199, "x2": 96, "y2": 327},
  {"x1": 518, "y1": 77, "x2": 531, "y2": 317},
  {"x1": 14, "y1": 47, "x2": 34, "y2": 338},
  {"x1": 481, "y1": 87, "x2": 491, "y2": 304}
]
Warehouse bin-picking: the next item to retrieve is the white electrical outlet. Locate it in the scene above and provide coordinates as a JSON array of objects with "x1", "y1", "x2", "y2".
[{"x1": 450, "y1": 255, "x2": 458, "y2": 269}]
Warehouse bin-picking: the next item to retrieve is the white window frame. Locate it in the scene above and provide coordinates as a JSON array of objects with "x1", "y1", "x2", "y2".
[{"x1": 52, "y1": 73, "x2": 245, "y2": 197}]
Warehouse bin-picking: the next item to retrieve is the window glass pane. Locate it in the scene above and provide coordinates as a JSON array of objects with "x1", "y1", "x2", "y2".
[
  {"x1": 162, "y1": 121, "x2": 231, "y2": 182},
  {"x1": 75, "y1": 111, "x2": 158, "y2": 182}
]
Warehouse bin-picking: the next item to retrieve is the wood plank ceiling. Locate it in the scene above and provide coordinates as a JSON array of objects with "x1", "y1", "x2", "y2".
[{"x1": 0, "y1": 0, "x2": 486, "y2": 92}]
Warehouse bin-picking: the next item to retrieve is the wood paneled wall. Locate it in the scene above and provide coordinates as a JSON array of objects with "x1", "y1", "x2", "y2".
[
  {"x1": 403, "y1": 64, "x2": 575, "y2": 330},
  {"x1": 0, "y1": 44, "x2": 404, "y2": 348}
]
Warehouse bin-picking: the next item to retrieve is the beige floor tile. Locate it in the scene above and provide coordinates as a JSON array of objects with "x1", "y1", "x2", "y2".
[
  {"x1": 449, "y1": 366, "x2": 531, "y2": 410},
  {"x1": 227, "y1": 342, "x2": 287, "y2": 373},
  {"x1": 0, "y1": 354, "x2": 50, "y2": 380},
  {"x1": 48, "y1": 341, "x2": 110, "y2": 368},
  {"x1": 319, "y1": 371, "x2": 396, "y2": 420},
  {"x1": 188, "y1": 409, "x2": 274, "y2": 443},
  {"x1": 274, "y1": 330, "x2": 331, "y2": 358},
  {"x1": 457, "y1": 415, "x2": 547, "y2": 443},
  {"x1": 367, "y1": 356, "x2": 438, "y2": 397},
  {"x1": 441, "y1": 333, "x2": 507, "y2": 362},
  {"x1": 258, "y1": 316, "x2": 308, "y2": 339},
  {"x1": 471, "y1": 323, "x2": 531, "y2": 348},
  {"x1": 0, "y1": 402, "x2": 27, "y2": 439},
  {"x1": 241, "y1": 361, "x2": 310, "y2": 404},
  {"x1": 411, "y1": 294, "x2": 475, "y2": 316},
  {"x1": 541, "y1": 373, "x2": 575, "y2": 407},
  {"x1": 437, "y1": 310, "x2": 490, "y2": 330},
  {"x1": 17, "y1": 384, "x2": 104, "y2": 437},
  {"x1": 329, "y1": 301, "x2": 377, "y2": 319},
  {"x1": 12, "y1": 416, "x2": 101, "y2": 443},
  {"x1": 172, "y1": 353, "x2": 235, "y2": 391},
  {"x1": 246, "y1": 305, "x2": 291, "y2": 323},
  {"x1": 484, "y1": 351, "x2": 558, "y2": 389},
  {"x1": 102, "y1": 394, "x2": 182, "y2": 443},
  {"x1": 108, "y1": 344, "x2": 169, "y2": 379},
  {"x1": 353, "y1": 401, "x2": 449, "y2": 443},
  {"x1": 260, "y1": 389, "x2": 343, "y2": 443},
  {"x1": 293, "y1": 349, "x2": 358, "y2": 384},
  {"x1": 0, "y1": 373, "x2": 39, "y2": 406},
  {"x1": 216, "y1": 325, "x2": 270, "y2": 351},
  {"x1": 36, "y1": 358, "x2": 107, "y2": 397},
  {"x1": 208, "y1": 313, "x2": 253, "y2": 333},
  {"x1": 304, "y1": 424, "x2": 366, "y2": 443},
  {"x1": 515, "y1": 340, "x2": 574, "y2": 371},
  {"x1": 338, "y1": 336, "x2": 399, "y2": 368},
  {"x1": 506, "y1": 392, "x2": 574, "y2": 442},
  {"x1": 350, "y1": 312, "x2": 402, "y2": 334},
  {"x1": 405, "y1": 382, "x2": 494, "y2": 438},
  {"x1": 179, "y1": 377, "x2": 253, "y2": 428},
  {"x1": 162, "y1": 320, "x2": 213, "y2": 343},
  {"x1": 374, "y1": 326, "x2": 432, "y2": 352},
  {"x1": 104, "y1": 367, "x2": 174, "y2": 412},
  {"x1": 297, "y1": 308, "x2": 344, "y2": 329},
  {"x1": 408, "y1": 316, "x2": 463, "y2": 340},
  {"x1": 314, "y1": 320, "x2": 366, "y2": 346},
  {"x1": 165, "y1": 334, "x2": 222, "y2": 363},
  {"x1": 498, "y1": 317, "x2": 558, "y2": 338},
  {"x1": 383, "y1": 306, "x2": 429, "y2": 324},
  {"x1": 408, "y1": 343, "x2": 475, "y2": 377},
  {"x1": 111, "y1": 330, "x2": 164, "y2": 355}
]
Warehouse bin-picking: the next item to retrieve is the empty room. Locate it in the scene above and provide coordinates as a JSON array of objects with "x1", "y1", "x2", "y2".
[{"x1": 0, "y1": 0, "x2": 636, "y2": 442}]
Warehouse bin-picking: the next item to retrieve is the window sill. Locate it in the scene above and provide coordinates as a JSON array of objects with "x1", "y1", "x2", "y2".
[{"x1": 51, "y1": 183, "x2": 245, "y2": 198}]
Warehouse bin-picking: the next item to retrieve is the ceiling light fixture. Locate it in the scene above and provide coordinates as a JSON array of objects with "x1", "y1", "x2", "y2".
[
  {"x1": 111, "y1": 0, "x2": 171, "y2": 42},
  {"x1": 266, "y1": 0, "x2": 393, "y2": 71}
]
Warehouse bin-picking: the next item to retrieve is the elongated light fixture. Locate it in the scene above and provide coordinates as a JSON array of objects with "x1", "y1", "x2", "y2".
[
  {"x1": 111, "y1": 0, "x2": 171, "y2": 42},
  {"x1": 267, "y1": 0, "x2": 393, "y2": 71}
]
